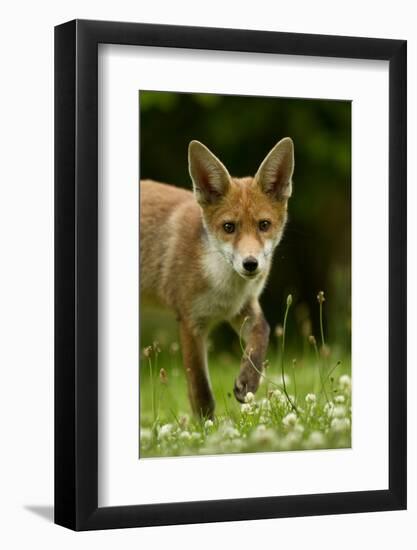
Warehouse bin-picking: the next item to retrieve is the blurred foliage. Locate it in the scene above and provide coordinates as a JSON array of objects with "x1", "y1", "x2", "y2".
[{"x1": 140, "y1": 91, "x2": 351, "y2": 352}]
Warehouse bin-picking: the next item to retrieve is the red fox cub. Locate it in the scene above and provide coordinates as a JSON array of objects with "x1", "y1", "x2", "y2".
[{"x1": 140, "y1": 138, "x2": 294, "y2": 418}]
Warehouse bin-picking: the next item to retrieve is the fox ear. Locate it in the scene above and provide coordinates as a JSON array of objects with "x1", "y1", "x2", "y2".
[
  {"x1": 188, "y1": 140, "x2": 231, "y2": 206},
  {"x1": 255, "y1": 137, "x2": 294, "y2": 200}
]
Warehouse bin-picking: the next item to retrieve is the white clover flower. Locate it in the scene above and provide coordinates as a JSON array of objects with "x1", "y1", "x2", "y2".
[
  {"x1": 140, "y1": 428, "x2": 152, "y2": 445},
  {"x1": 250, "y1": 425, "x2": 277, "y2": 446},
  {"x1": 199, "y1": 433, "x2": 220, "y2": 453},
  {"x1": 282, "y1": 412, "x2": 298, "y2": 429},
  {"x1": 334, "y1": 395, "x2": 345, "y2": 404},
  {"x1": 293, "y1": 422, "x2": 305, "y2": 435},
  {"x1": 218, "y1": 420, "x2": 240, "y2": 439},
  {"x1": 204, "y1": 419, "x2": 214, "y2": 429},
  {"x1": 333, "y1": 405, "x2": 347, "y2": 418},
  {"x1": 222, "y1": 426, "x2": 240, "y2": 439},
  {"x1": 260, "y1": 398, "x2": 271, "y2": 410},
  {"x1": 179, "y1": 430, "x2": 191, "y2": 442},
  {"x1": 306, "y1": 431, "x2": 325, "y2": 448},
  {"x1": 269, "y1": 389, "x2": 290, "y2": 408},
  {"x1": 330, "y1": 417, "x2": 351, "y2": 432},
  {"x1": 220, "y1": 419, "x2": 234, "y2": 428},
  {"x1": 250, "y1": 424, "x2": 266, "y2": 439},
  {"x1": 287, "y1": 431, "x2": 302, "y2": 444},
  {"x1": 190, "y1": 432, "x2": 201, "y2": 442},
  {"x1": 280, "y1": 431, "x2": 302, "y2": 450},
  {"x1": 241, "y1": 403, "x2": 253, "y2": 414},
  {"x1": 245, "y1": 391, "x2": 255, "y2": 403},
  {"x1": 305, "y1": 393, "x2": 317, "y2": 404},
  {"x1": 221, "y1": 439, "x2": 243, "y2": 453},
  {"x1": 270, "y1": 388, "x2": 283, "y2": 400},
  {"x1": 158, "y1": 423, "x2": 175, "y2": 440},
  {"x1": 339, "y1": 374, "x2": 351, "y2": 391}
]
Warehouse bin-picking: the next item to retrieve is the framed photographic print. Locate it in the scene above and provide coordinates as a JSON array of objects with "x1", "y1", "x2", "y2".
[{"x1": 55, "y1": 19, "x2": 407, "y2": 530}]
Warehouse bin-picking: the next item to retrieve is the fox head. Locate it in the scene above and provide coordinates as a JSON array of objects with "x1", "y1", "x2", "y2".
[{"x1": 188, "y1": 138, "x2": 294, "y2": 280}]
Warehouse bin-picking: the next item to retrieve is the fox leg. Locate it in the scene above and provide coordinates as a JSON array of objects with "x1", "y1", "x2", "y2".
[
  {"x1": 179, "y1": 320, "x2": 215, "y2": 418},
  {"x1": 230, "y1": 299, "x2": 270, "y2": 403}
]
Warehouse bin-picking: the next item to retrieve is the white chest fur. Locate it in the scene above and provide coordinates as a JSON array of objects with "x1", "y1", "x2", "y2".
[{"x1": 192, "y1": 245, "x2": 267, "y2": 325}]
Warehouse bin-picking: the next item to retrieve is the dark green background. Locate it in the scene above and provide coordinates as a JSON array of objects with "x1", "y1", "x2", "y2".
[{"x1": 140, "y1": 91, "x2": 351, "y2": 352}]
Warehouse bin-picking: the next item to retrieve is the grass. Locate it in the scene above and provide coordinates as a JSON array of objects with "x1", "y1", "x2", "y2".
[{"x1": 140, "y1": 292, "x2": 351, "y2": 458}]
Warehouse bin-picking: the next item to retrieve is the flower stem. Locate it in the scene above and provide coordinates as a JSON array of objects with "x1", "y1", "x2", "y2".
[
  {"x1": 148, "y1": 356, "x2": 156, "y2": 425},
  {"x1": 318, "y1": 298, "x2": 330, "y2": 403},
  {"x1": 281, "y1": 296, "x2": 298, "y2": 413}
]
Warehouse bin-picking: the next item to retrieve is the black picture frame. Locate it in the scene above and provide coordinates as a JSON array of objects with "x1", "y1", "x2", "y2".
[{"x1": 55, "y1": 19, "x2": 407, "y2": 531}]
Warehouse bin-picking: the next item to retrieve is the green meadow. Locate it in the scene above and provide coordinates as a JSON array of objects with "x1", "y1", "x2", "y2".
[{"x1": 139, "y1": 293, "x2": 351, "y2": 458}]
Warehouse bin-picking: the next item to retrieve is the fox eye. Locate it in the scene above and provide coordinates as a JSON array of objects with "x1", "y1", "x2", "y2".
[
  {"x1": 259, "y1": 220, "x2": 271, "y2": 232},
  {"x1": 223, "y1": 222, "x2": 235, "y2": 234}
]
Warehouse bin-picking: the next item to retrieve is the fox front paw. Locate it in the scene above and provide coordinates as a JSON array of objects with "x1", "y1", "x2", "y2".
[{"x1": 233, "y1": 372, "x2": 260, "y2": 403}]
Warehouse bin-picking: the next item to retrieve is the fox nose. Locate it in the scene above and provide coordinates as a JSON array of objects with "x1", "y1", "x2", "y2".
[{"x1": 242, "y1": 256, "x2": 258, "y2": 273}]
